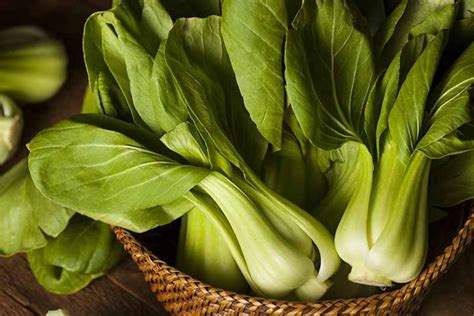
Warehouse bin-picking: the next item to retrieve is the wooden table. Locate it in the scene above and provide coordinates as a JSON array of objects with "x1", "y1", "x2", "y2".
[{"x1": 0, "y1": 1, "x2": 472, "y2": 315}]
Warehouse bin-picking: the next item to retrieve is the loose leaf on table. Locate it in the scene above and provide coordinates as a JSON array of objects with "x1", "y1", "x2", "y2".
[
  {"x1": 0, "y1": 159, "x2": 74, "y2": 256},
  {"x1": 429, "y1": 150, "x2": 474, "y2": 207},
  {"x1": 164, "y1": 16, "x2": 268, "y2": 174},
  {"x1": 42, "y1": 215, "x2": 124, "y2": 275},
  {"x1": 285, "y1": 0, "x2": 376, "y2": 150},
  {"x1": 28, "y1": 114, "x2": 209, "y2": 232},
  {"x1": 28, "y1": 248, "x2": 99, "y2": 295},
  {"x1": 27, "y1": 215, "x2": 123, "y2": 295},
  {"x1": 221, "y1": 0, "x2": 290, "y2": 148}
]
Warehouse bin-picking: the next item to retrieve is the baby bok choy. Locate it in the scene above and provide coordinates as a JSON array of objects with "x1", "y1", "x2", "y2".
[
  {"x1": 285, "y1": 0, "x2": 474, "y2": 286},
  {"x1": 0, "y1": 26, "x2": 67, "y2": 103},
  {"x1": 27, "y1": 0, "x2": 340, "y2": 300}
]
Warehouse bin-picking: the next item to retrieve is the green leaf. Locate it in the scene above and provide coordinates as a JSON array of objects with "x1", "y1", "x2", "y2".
[
  {"x1": 374, "y1": 0, "x2": 408, "y2": 58},
  {"x1": 417, "y1": 43, "x2": 474, "y2": 150},
  {"x1": 429, "y1": 150, "x2": 474, "y2": 207},
  {"x1": 161, "y1": 122, "x2": 211, "y2": 167},
  {"x1": 81, "y1": 85, "x2": 99, "y2": 114},
  {"x1": 365, "y1": 52, "x2": 400, "y2": 155},
  {"x1": 263, "y1": 131, "x2": 307, "y2": 208},
  {"x1": 27, "y1": 115, "x2": 209, "y2": 231},
  {"x1": 28, "y1": 248, "x2": 99, "y2": 295},
  {"x1": 84, "y1": 13, "x2": 133, "y2": 122},
  {"x1": 0, "y1": 160, "x2": 73, "y2": 256},
  {"x1": 149, "y1": 41, "x2": 189, "y2": 133},
  {"x1": 353, "y1": 0, "x2": 386, "y2": 35},
  {"x1": 460, "y1": 0, "x2": 474, "y2": 18},
  {"x1": 378, "y1": 0, "x2": 455, "y2": 66},
  {"x1": 164, "y1": 16, "x2": 268, "y2": 174},
  {"x1": 420, "y1": 124, "x2": 474, "y2": 159},
  {"x1": 84, "y1": 0, "x2": 174, "y2": 129},
  {"x1": 285, "y1": 0, "x2": 375, "y2": 149},
  {"x1": 388, "y1": 31, "x2": 448, "y2": 156},
  {"x1": 139, "y1": 0, "x2": 173, "y2": 53},
  {"x1": 222, "y1": 0, "x2": 289, "y2": 148},
  {"x1": 42, "y1": 215, "x2": 123, "y2": 275}
]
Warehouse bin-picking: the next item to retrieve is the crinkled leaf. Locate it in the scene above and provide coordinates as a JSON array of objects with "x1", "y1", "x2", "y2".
[
  {"x1": 0, "y1": 160, "x2": 73, "y2": 256},
  {"x1": 285, "y1": 0, "x2": 375, "y2": 149},
  {"x1": 222, "y1": 0, "x2": 288, "y2": 148},
  {"x1": 28, "y1": 115, "x2": 209, "y2": 231},
  {"x1": 429, "y1": 150, "x2": 474, "y2": 207}
]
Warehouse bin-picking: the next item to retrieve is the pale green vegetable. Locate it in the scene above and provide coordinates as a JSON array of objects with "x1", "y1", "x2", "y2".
[
  {"x1": 221, "y1": 0, "x2": 289, "y2": 148},
  {"x1": 286, "y1": 0, "x2": 473, "y2": 286},
  {"x1": 177, "y1": 207, "x2": 248, "y2": 292},
  {"x1": 28, "y1": 115, "x2": 207, "y2": 232},
  {"x1": 0, "y1": 95, "x2": 23, "y2": 165},
  {"x1": 0, "y1": 159, "x2": 73, "y2": 256},
  {"x1": 0, "y1": 26, "x2": 67, "y2": 103}
]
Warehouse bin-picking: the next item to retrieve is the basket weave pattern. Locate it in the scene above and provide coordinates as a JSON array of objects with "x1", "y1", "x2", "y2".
[{"x1": 113, "y1": 203, "x2": 473, "y2": 315}]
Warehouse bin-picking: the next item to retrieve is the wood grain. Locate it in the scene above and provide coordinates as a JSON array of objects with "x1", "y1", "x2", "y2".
[{"x1": 0, "y1": 255, "x2": 165, "y2": 316}]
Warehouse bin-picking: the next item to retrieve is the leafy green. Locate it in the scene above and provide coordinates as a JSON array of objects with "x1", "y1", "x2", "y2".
[
  {"x1": 0, "y1": 159, "x2": 73, "y2": 256},
  {"x1": 28, "y1": 215, "x2": 123, "y2": 295},
  {"x1": 164, "y1": 16, "x2": 268, "y2": 173},
  {"x1": 430, "y1": 150, "x2": 474, "y2": 207},
  {"x1": 42, "y1": 215, "x2": 124, "y2": 275},
  {"x1": 177, "y1": 207, "x2": 248, "y2": 293},
  {"x1": 0, "y1": 26, "x2": 67, "y2": 103},
  {"x1": 286, "y1": 0, "x2": 376, "y2": 149},
  {"x1": 221, "y1": 0, "x2": 289, "y2": 148},
  {"x1": 28, "y1": 115, "x2": 208, "y2": 232}
]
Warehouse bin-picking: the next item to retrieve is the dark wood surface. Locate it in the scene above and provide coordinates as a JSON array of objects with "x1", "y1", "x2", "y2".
[{"x1": 0, "y1": 0, "x2": 472, "y2": 315}]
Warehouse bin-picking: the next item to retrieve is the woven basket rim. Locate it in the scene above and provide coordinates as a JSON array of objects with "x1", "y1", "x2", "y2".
[{"x1": 113, "y1": 201, "x2": 473, "y2": 314}]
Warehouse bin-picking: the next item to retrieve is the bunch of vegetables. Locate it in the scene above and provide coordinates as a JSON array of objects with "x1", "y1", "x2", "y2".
[
  {"x1": 2, "y1": 0, "x2": 472, "y2": 300},
  {"x1": 0, "y1": 25, "x2": 124, "y2": 294}
]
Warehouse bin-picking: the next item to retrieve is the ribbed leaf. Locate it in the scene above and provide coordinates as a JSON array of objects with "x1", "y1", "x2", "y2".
[
  {"x1": 0, "y1": 160, "x2": 73, "y2": 256},
  {"x1": 42, "y1": 215, "x2": 123, "y2": 275},
  {"x1": 164, "y1": 17, "x2": 268, "y2": 173},
  {"x1": 286, "y1": 0, "x2": 375, "y2": 149},
  {"x1": 418, "y1": 43, "x2": 474, "y2": 150},
  {"x1": 388, "y1": 31, "x2": 447, "y2": 156},
  {"x1": 222, "y1": 0, "x2": 289, "y2": 148},
  {"x1": 28, "y1": 115, "x2": 209, "y2": 231},
  {"x1": 430, "y1": 150, "x2": 474, "y2": 207}
]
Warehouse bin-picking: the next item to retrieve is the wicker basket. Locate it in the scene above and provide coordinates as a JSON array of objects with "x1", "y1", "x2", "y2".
[{"x1": 113, "y1": 202, "x2": 473, "y2": 315}]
